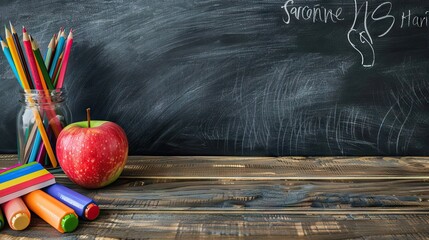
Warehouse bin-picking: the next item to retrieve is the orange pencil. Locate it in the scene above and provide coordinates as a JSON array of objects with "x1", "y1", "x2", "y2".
[{"x1": 22, "y1": 190, "x2": 78, "y2": 233}]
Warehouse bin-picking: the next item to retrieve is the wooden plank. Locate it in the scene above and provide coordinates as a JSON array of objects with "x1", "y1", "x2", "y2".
[
  {"x1": 2, "y1": 155, "x2": 429, "y2": 180},
  {"x1": 86, "y1": 156, "x2": 429, "y2": 180},
  {"x1": 53, "y1": 178, "x2": 429, "y2": 213},
  {"x1": 1, "y1": 212, "x2": 429, "y2": 239}
]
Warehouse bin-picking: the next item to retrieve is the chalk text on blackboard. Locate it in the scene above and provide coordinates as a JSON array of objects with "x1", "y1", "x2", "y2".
[
  {"x1": 401, "y1": 10, "x2": 429, "y2": 28},
  {"x1": 281, "y1": 0, "x2": 344, "y2": 24},
  {"x1": 281, "y1": 0, "x2": 397, "y2": 68}
]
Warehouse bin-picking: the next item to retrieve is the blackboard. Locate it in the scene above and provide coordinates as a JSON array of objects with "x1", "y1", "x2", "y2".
[{"x1": 1, "y1": 0, "x2": 429, "y2": 156}]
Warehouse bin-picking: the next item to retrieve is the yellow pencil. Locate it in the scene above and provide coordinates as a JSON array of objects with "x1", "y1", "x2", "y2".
[{"x1": 5, "y1": 26, "x2": 27, "y2": 88}]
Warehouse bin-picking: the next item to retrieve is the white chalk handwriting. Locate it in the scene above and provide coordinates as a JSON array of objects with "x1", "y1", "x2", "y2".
[{"x1": 281, "y1": 0, "x2": 425, "y2": 68}]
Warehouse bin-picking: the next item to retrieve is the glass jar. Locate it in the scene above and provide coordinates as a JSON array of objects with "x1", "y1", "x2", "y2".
[{"x1": 17, "y1": 89, "x2": 71, "y2": 168}]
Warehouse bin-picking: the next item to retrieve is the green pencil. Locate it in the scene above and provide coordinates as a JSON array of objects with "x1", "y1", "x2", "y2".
[
  {"x1": 45, "y1": 34, "x2": 55, "y2": 71},
  {"x1": 32, "y1": 38, "x2": 54, "y2": 90}
]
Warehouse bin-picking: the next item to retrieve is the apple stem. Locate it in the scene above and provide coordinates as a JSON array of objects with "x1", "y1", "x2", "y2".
[{"x1": 87, "y1": 108, "x2": 91, "y2": 128}]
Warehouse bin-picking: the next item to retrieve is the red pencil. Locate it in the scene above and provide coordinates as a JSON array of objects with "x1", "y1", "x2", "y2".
[
  {"x1": 22, "y1": 27, "x2": 43, "y2": 90},
  {"x1": 56, "y1": 29, "x2": 73, "y2": 89}
]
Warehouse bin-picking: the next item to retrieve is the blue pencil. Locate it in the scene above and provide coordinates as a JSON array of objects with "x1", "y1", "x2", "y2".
[
  {"x1": 0, "y1": 36, "x2": 22, "y2": 88},
  {"x1": 28, "y1": 131, "x2": 41, "y2": 163},
  {"x1": 49, "y1": 31, "x2": 65, "y2": 78}
]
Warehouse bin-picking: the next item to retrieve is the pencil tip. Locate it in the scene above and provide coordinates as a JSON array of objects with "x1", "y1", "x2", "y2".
[
  {"x1": 4, "y1": 25, "x2": 9, "y2": 36},
  {"x1": 22, "y1": 26, "x2": 26, "y2": 33},
  {"x1": 9, "y1": 21, "x2": 16, "y2": 33}
]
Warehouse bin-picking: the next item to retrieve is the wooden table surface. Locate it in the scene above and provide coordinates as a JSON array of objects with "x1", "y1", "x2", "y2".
[{"x1": 0, "y1": 155, "x2": 429, "y2": 239}]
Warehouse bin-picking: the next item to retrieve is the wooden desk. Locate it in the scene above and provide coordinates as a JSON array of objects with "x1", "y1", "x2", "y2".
[{"x1": 1, "y1": 155, "x2": 428, "y2": 239}]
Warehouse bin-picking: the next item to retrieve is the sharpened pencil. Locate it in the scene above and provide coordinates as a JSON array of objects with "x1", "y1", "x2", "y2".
[{"x1": 10, "y1": 22, "x2": 33, "y2": 88}]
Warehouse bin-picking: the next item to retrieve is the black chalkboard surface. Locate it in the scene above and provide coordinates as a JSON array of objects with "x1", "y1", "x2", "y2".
[{"x1": 0, "y1": 0, "x2": 429, "y2": 156}]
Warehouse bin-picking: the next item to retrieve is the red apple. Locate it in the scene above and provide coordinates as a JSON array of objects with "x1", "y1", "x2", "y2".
[{"x1": 56, "y1": 110, "x2": 128, "y2": 188}]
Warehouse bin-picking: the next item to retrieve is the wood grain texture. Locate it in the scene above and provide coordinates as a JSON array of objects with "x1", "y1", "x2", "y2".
[
  {"x1": 1, "y1": 1, "x2": 429, "y2": 156},
  {"x1": 1, "y1": 212, "x2": 429, "y2": 239},
  {"x1": 120, "y1": 156, "x2": 429, "y2": 179},
  {"x1": 3, "y1": 155, "x2": 429, "y2": 179},
  {"x1": 59, "y1": 179, "x2": 428, "y2": 213},
  {"x1": 1, "y1": 155, "x2": 429, "y2": 238}
]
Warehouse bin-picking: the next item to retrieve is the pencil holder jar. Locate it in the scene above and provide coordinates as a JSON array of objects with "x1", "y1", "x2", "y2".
[{"x1": 17, "y1": 89, "x2": 71, "y2": 168}]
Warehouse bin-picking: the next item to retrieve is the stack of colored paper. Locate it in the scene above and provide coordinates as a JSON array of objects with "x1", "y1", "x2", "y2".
[{"x1": 0, "y1": 162, "x2": 55, "y2": 204}]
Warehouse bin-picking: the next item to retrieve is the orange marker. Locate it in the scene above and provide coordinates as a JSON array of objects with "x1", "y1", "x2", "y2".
[
  {"x1": 1, "y1": 197, "x2": 31, "y2": 230},
  {"x1": 22, "y1": 190, "x2": 78, "y2": 233}
]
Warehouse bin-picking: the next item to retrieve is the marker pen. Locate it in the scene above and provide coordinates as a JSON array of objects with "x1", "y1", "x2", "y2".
[
  {"x1": 1, "y1": 197, "x2": 31, "y2": 230},
  {"x1": 22, "y1": 190, "x2": 78, "y2": 233},
  {"x1": 44, "y1": 183, "x2": 100, "y2": 220},
  {"x1": 0, "y1": 208, "x2": 4, "y2": 230}
]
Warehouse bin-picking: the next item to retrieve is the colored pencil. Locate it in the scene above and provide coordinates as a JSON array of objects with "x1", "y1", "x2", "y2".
[
  {"x1": 9, "y1": 22, "x2": 33, "y2": 89},
  {"x1": 29, "y1": 104, "x2": 57, "y2": 167},
  {"x1": 32, "y1": 38, "x2": 54, "y2": 90},
  {"x1": 31, "y1": 39, "x2": 54, "y2": 90},
  {"x1": 24, "y1": 122, "x2": 38, "y2": 162},
  {"x1": 32, "y1": 36, "x2": 64, "y2": 163},
  {"x1": 44, "y1": 34, "x2": 55, "y2": 70},
  {"x1": 55, "y1": 28, "x2": 62, "y2": 47},
  {"x1": 30, "y1": 37, "x2": 57, "y2": 164},
  {"x1": 22, "y1": 28, "x2": 43, "y2": 90},
  {"x1": 56, "y1": 30, "x2": 73, "y2": 89},
  {"x1": 37, "y1": 118, "x2": 51, "y2": 164},
  {"x1": 53, "y1": 53, "x2": 63, "y2": 87},
  {"x1": 15, "y1": 28, "x2": 58, "y2": 168},
  {"x1": 5, "y1": 26, "x2": 28, "y2": 89},
  {"x1": 0, "y1": 38, "x2": 22, "y2": 87},
  {"x1": 28, "y1": 132, "x2": 41, "y2": 163},
  {"x1": 49, "y1": 30, "x2": 65, "y2": 78},
  {"x1": 24, "y1": 32, "x2": 62, "y2": 164},
  {"x1": 24, "y1": 27, "x2": 63, "y2": 137}
]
